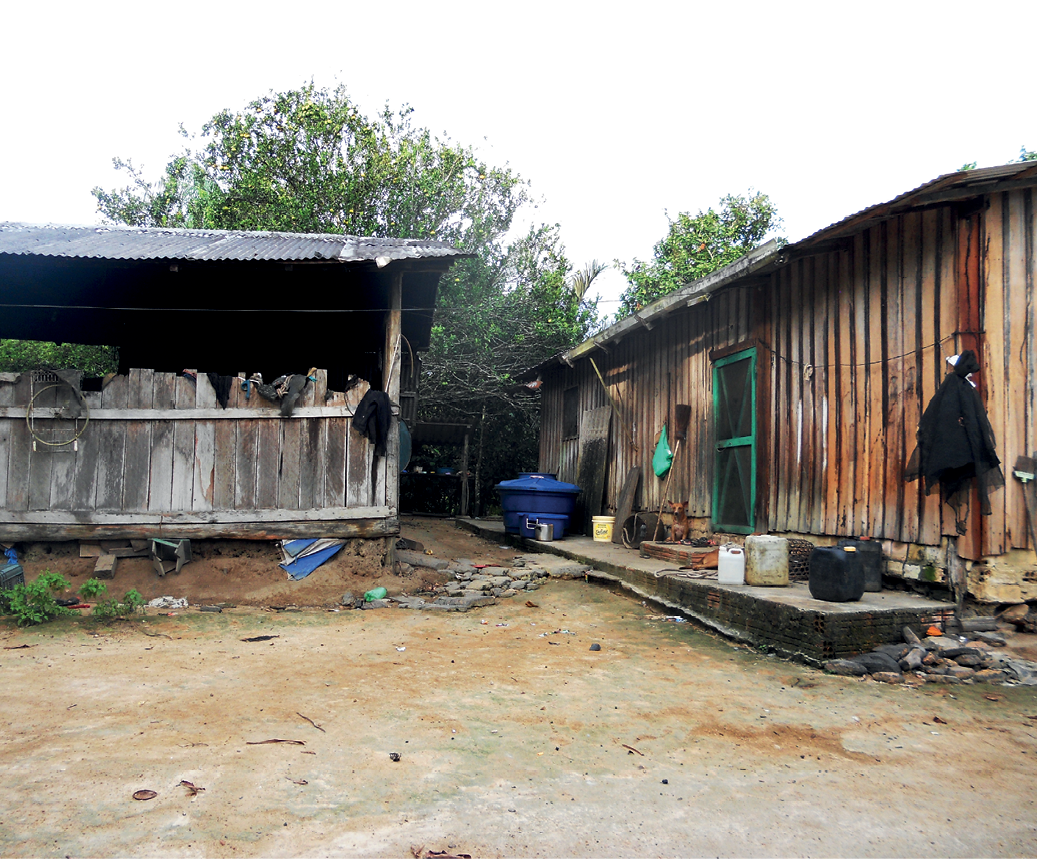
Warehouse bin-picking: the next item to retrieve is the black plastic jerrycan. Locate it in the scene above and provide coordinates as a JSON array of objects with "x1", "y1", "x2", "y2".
[{"x1": 808, "y1": 546, "x2": 864, "y2": 602}]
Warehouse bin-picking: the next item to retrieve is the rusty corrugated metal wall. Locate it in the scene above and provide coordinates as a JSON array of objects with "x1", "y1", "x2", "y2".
[{"x1": 540, "y1": 189, "x2": 1035, "y2": 556}]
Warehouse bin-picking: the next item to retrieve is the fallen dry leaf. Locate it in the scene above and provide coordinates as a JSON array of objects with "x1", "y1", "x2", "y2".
[
  {"x1": 933, "y1": 716, "x2": 948, "y2": 724},
  {"x1": 132, "y1": 790, "x2": 157, "y2": 801},
  {"x1": 525, "y1": 600, "x2": 539, "y2": 608},
  {"x1": 179, "y1": 780, "x2": 205, "y2": 797},
  {"x1": 246, "y1": 739, "x2": 305, "y2": 746},
  {"x1": 296, "y1": 712, "x2": 326, "y2": 733},
  {"x1": 286, "y1": 777, "x2": 308, "y2": 785}
]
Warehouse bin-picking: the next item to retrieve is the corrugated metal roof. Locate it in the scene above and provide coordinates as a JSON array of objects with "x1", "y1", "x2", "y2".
[
  {"x1": 796, "y1": 160, "x2": 1037, "y2": 247},
  {"x1": 0, "y1": 223, "x2": 467, "y2": 264},
  {"x1": 527, "y1": 161, "x2": 1037, "y2": 378}
]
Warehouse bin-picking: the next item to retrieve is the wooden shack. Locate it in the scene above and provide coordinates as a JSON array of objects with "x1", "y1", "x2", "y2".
[
  {"x1": 0, "y1": 223, "x2": 466, "y2": 545},
  {"x1": 532, "y1": 163, "x2": 1037, "y2": 602}
]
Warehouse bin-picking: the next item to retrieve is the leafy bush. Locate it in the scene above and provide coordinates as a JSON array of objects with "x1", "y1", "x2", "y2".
[
  {"x1": 4, "y1": 571, "x2": 72, "y2": 626},
  {"x1": 92, "y1": 589, "x2": 145, "y2": 622},
  {"x1": 77, "y1": 578, "x2": 108, "y2": 600}
]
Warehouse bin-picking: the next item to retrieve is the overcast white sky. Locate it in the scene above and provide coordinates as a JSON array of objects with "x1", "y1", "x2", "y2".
[{"x1": 2, "y1": 0, "x2": 1035, "y2": 308}]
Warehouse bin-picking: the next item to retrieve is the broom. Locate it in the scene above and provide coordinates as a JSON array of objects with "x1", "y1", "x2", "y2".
[{"x1": 652, "y1": 404, "x2": 691, "y2": 542}]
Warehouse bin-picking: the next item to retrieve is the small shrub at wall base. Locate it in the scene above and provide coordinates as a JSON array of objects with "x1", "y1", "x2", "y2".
[
  {"x1": 3, "y1": 572, "x2": 72, "y2": 626},
  {"x1": 92, "y1": 590, "x2": 145, "y2": 622}
]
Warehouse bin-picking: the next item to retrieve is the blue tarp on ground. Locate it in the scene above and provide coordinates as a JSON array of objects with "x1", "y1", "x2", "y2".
[{"x1": 279, "y1": 539, "x2": 346, "y2": 580}]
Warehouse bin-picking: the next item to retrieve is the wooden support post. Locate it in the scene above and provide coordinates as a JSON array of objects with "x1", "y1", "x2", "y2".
[
  {"x1": 460, "y1": 431, "x2": 470, "y2": 517},
  {"x1": 383, "y1": 271, "x2": 403, "y2": 567}
]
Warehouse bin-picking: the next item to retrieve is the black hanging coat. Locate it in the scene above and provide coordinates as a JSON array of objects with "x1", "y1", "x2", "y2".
[
  {"x1": 905, "y1": 350, "x2": 1004, "y2": 534},
  {"x1": 352, "y1": 390, "x2": 392, "y2": 456}
]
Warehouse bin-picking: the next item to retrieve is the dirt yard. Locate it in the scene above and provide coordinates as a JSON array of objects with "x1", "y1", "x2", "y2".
[
  {"x1": 1, "y1": 519, "x2": 1036, "y2": 857},
  {"x1": 15, "y1": 517, "x2": 521, "y2": 609}
]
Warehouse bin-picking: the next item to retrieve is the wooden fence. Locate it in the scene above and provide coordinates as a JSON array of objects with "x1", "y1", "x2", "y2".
[{"x1": 0, "y1": 368, "x2": 396, "y2": 540}]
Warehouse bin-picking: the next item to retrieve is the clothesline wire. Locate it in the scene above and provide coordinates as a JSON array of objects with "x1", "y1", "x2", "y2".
[{"x1": 758, "y1": 333, "x2": 962, "y2": 371}]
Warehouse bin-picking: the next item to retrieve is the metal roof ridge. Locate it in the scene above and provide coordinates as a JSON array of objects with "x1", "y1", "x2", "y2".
[{"x1": 561, "y1": 239, "x2": 782, "y2": 364}]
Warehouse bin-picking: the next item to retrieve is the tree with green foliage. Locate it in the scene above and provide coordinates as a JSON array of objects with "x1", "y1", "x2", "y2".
[
  {"x1": 1020, "y1": 146, "x2": 1037, "y2": 162},
  {"x1": 615, "y1": 192, "x2": 781, "y2": 318},
  {"x1": 93, "y1": 84, "x2": 599, "y2": 507},
  {"x1": 0, "y1": 340, "x2": 117, "y2": 375}
]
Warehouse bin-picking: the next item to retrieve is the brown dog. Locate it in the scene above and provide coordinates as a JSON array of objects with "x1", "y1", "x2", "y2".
[{"x1": 666, "y1": 500, "x2": 689, "y2": 543}]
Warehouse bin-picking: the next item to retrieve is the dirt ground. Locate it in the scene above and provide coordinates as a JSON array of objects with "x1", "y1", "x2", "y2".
[
  {"x1": 16, "y1": 517, "x2": 520, "y2": 609},
  {"x1": 2, "y1": 520, "x2": 1037, "y2": 857}
]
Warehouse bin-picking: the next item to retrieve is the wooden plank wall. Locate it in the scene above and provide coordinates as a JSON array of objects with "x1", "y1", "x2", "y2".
[
  {"x1": 538, "y1": 288, "x2": 752, "y2": 518},
  {"x1": 541, "y1": 191, "x2": 1035, "y2": 554},
  {"x1": 0, "y1": 370, "x2": 380, "y2": 518},
  {"x1": 762, "y1": 210, "x2": 961, "y2": 545},
  {"x1": 981, "y1": 189, "x2": 1036, "y2": 555}
]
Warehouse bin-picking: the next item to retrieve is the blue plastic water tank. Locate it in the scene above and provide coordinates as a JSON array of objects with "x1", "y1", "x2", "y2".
[{"x1": 496, "y1": 475, "x2": 580, "y2": 534}]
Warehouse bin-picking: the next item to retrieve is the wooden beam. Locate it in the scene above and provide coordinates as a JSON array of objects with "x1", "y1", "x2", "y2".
[
  {"x1": 0, "y1": 406, "x2": 373, "y2": 421},
  {"x1": 0, "y1": 510, "x2": 398, "y2": 542}
]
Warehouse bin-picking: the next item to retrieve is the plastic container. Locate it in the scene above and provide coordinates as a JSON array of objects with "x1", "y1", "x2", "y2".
[
  {"x1": 497, "y1": 475, "x2": 581, "y2": 534},
  {"x1": 1, "y1": 548, "x2": 23, "y2": 591},
  {"x1": 592, "y1": 516, "x2": 615, "y2": 542},
  {"x1": 519, "y1": 513, "x2": 569, "y2": 540},
  {"x1": 808, "y1": 546, "x2": 864, "y2": 602},
  {"x1": 837, "y1": 538, "x2": 883, "y2": 592},
  {"x1": 744, "y1": 535, "x2": 790, "y2": 586},
  {"x1": 717, "y1": 544, "x2": 746, "y2": 585},
  {"x1": 0, "y1": 562, "x2": 24, "y2": 591}
]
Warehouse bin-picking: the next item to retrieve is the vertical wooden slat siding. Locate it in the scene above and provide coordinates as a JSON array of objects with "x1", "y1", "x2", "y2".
[
  {"x1": 537, "y1": 192, "x2": 1034, "y2": 560},
  {"x1": 775, "y1": 266, "x2": 792, "y2": 530},
  {"x1": 809, "y1": 257, "x2": 825, "y2": 535},
  {"x1": 1003, "y1": 190, "x2": 1027, "y2": 550},
  {"x1": 192, "y1": 374, "x2": 216, "y2": 512},
  {"x1": 0, "y1": 379, "x2": 14, "y2": 508},
  {"x1": 96, "y1": 374, "x2": 128, "y2": 511},
  {"x1": 788, "y1": 260, "x2": 804, "y2": 531},
  {"x1": 0, "y1": 367, "x2": 387, "y2": 531},
  {"x1": 900, "y1": 213, "x2": 921, "y2": 543},
  {"x1": 27, "y1": 382, "x2": 56, "y2": 511},
  {"x1": 1028, "y1": 189, "x2": 1037, "y2": 543},
  {"x1": 123, "y1": 368, "x2": 153, "y2": 511},
  {"x1": 982, "y1": 196, "x2": 1008, "y2": 555},
  {"x1": 148, "y1": 373, "x2": 175, "y2": 512},
  {"x1": 918, "y1": 211, "x2": 943, "y2": 545}
]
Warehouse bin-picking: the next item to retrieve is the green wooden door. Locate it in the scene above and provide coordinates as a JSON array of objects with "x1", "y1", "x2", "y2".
[{"x1": 712, "y1": 349, "x2": 756, "y2": 533}]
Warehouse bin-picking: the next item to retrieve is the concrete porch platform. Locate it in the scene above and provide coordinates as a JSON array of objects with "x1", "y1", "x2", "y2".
[{"x1": 456, "y1": 517, "x2": 954, "y2": 665}]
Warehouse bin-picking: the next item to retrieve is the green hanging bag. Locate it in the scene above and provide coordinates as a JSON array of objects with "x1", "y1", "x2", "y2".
[{"x1": 652, "y1": 425, "x2": 673, "y2": 477}]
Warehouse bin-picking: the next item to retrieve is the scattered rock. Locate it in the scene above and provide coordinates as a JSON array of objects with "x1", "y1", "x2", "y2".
[
  {"x1": 340, "y1": 592, "x2": 354, "y2": 607},
  {"x1": 362, "y1": 599, "x2": 390, "y2": 610},
  {"x1": 924, "y1": 674, "x2": 962, "y2": 684},
  {"x1": 589, "y1": 643, "x2": 601, "y2": 652},
  {"x1": 899, "y1": 647, "x2": 926, "y2": 671},
  {"x1": 824, "y1": 659, "x2": 869, "y2": 677},
  {"x1": 396, "y1": 550, "x2": 450, "y2": 571},
  {"x1": 998, "y1": 604, "x2": 1030, "y2": 623},
  {"x1": 871, "y1": 671, "x2": 904, "y2": 684},
  {"x1": 970, "y1": 631, "x2": 1007, "y2": 647},
  {"x1": 972, "y1": 669, "x2": 1008, "y2": 684},
  {"x1": 851, "y1": 651, "x2": 902, "y2": 674},
  {"x1": 924, "y1": 636, "x2": 961, "y2": 652},
  {"x1": 903, "y1": 625, "x2": 922, "y2": 646}
]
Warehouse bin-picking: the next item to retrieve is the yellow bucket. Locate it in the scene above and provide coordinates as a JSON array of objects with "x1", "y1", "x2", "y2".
[{"x1": 592, "y1": 516, "x2": 615, "y2": 542}]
